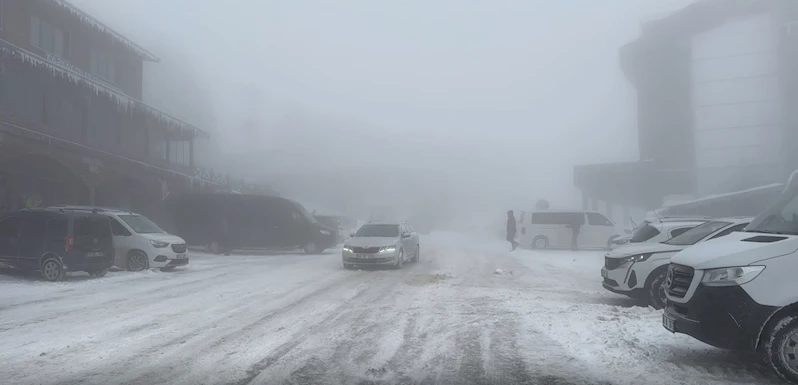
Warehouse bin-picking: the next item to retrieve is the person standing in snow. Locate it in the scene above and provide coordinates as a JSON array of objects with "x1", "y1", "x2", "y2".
[
  {"x1": 566, "y1": 215, "x2": 581, "y2": 251},
  {"x1": 506, "y1": 210, "x2": 519, "y2": 251}
]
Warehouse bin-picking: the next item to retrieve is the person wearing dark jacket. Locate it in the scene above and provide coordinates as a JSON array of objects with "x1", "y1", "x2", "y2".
[
  {"x1": 566, "y1": 215, "x2": 581, "y2": 251},
  {"x1": 506, "y1": 210, "x2": 519, "y2": 251}
]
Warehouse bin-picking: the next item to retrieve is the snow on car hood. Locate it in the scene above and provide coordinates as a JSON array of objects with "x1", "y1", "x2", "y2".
[
  {"x1": 671, "y1": 231, "x2": 798, "y2": 270},
  {"x1": 606, "y1": 242, "x2": 684, "y2": 258},
  {"x1": 346, "y1": 237, "x2": 398, "y2": 247},
  {"x1": 140, "y1": 232, "x2": 186, "y2": 244}
]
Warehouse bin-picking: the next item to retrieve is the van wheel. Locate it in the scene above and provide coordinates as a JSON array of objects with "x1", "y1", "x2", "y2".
[
  {"x1": 765, "y1": 315, "x2": 798, "y2": 383},
  {"x1": 647, "y1": 270, "x2": 668, "y2": 310},
  {"x1": 88, "y1": 268, "x2": 109, "y2": 278},
  {"x1": 303, "y1": 242, "x2": 320, "y2": 254},
  {"x1": 41, "y1": 257, "x2": 65, "y2": 282},
  {"x1": 127, "y1": 251, "x2": 149, "y2": 272},
  {"x1": 532, "y1": 236, "x2": 549, "y2": 249}
]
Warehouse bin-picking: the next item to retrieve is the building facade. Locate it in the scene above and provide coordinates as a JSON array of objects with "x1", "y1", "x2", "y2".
[
  {"x1": 0, "y1": 0, "x2": 228, "y2": 222},
  {"x1": 575, "y1": 0, "x2": 798, "y2": 215}
]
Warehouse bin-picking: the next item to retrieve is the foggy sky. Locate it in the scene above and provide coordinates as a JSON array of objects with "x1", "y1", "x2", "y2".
[{"x1": 70, "y1": 0, "x2": 696, "y2": 212}]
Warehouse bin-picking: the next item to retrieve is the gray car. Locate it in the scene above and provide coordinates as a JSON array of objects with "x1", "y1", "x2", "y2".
[{"x1": 342, "y1": 222, "x2": 420, "y2": 270}]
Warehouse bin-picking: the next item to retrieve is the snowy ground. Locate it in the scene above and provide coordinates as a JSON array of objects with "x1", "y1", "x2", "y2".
[{"x1": 0, "y1": 232, "x2": 783, "y2": 385}]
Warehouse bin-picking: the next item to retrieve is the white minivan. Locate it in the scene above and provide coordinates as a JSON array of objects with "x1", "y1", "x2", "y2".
[
  {"x1": 518, "y1": 210, "x2": 629, "y2": 250},
  {"x1": 663, "y1": 172, "x2": 798, "y2": 384}
]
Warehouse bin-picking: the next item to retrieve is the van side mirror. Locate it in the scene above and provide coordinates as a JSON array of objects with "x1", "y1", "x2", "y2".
[{"x1": 402, "y1": 233, "x2": 411, "y2": 239}]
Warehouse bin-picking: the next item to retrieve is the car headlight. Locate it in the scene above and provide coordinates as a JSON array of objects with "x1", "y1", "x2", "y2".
[
  {"x1": 320, "y1": 230, "x2": 331, "y2": 236},
  {"x1": 702, "y1": 266, "x2": 765, "y2": 287},
  {"x1": 150, "y1": 240, "x2": 169, "y2": 248},
  {"x1": 380, "y1": 246, "x2": 396, "y2": 253},
  {"x1": 342, "y1": 246, "x2": 353, "y2": 252},
  {"x1": 622, "y1": 253, "x2": 652, "y2": 264}
]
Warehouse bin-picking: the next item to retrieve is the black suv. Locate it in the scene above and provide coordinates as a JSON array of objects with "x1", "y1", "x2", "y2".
[{"x1": 0, "y1": 208, "x2": 115, "y2": 281}]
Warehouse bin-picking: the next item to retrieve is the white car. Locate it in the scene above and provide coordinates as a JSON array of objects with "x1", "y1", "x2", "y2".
[
  {"x1": 601, "y1": 217, "x2": 751, "y2": 309},
  {"x1": 609, "y1": 217, "x2": 710, "y2": 250},
  {"x1": 664, "y1": 172, "x2": 798, "y2": 383},
  {"x1": 342, "y1": 222, "x2": 420, "y2": 270},
  {"x1": 518, "y1": 210, "x2": 628, "y2": 250},
  {"x1": 51, "y1": 206, "x2": 189, "y2": 272}
]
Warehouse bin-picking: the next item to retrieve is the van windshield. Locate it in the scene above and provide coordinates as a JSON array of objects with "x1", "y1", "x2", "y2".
[
  {"x1": 662, "y1": 220, "x2": 731, "y2": 246},
  {"x1": 747, "y1": 185, "x2": 798, "y2": 235},
  {"x1": 118, "y1": 215, "x2": 164, "y2": 234}
]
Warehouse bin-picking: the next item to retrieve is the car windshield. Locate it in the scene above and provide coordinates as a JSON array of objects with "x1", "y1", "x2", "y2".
[
  {"x1": 117, "y1": 214, "x2": 164, "y2": 234},
  {"x1": 630, "y1": 224, "x2": 660, "y2": 243},
  {"x1": 747, "y1": 184, "x2": 798, "y2": 235},
  {"x1": 355, "y1": 224, "x2": 399, "y2": 237},
  {"x1": 662, "y1": 220, "x2": 731, "y2": 246}
]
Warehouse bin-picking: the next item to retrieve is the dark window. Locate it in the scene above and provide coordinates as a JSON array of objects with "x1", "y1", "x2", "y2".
[
  {"x1": 709, "y1": 223, "x2": 749, "y2": 240},
  {"x1": 20, "y1": 216, "x2": 47, "y2": 239},
  {"x1": 531, "y1": 212, "x2": 583, "y2": 225},
  {"x1": 110, "y1": 218, "x2": 132, "y2": 236},
  {"x1": 669, "y1": 227, "x2": 693, "y2": 238},
  {"x1": 74, "y1": 217, "x2": 111, "y2": 238},
  {"x1": 663, "y1": 221, "x2": 732, "y2": 246},
  {"x1": 630, "y1": 224, "x2": 660, "y2": 243},
  {"x1": 46, "y1": 217, "x2": 67, "y2": 239},
  {"x1": 0, "y1": 216, "x2": 21, "y2": 236},
  {"x1": 356, "y1": 224, "x2": 399, "y2": 237},
  {"x1": 587, "y1": 213, "x2": 613, "y2": 226},
  {"x1": 30, "y1": 16, "x2": 65, "y2": 58}
]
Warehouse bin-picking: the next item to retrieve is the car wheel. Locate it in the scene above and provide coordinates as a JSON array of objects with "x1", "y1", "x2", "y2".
[
  {"x1": 648, "y1": 270, "x2": 668, "y2": 310},
  {"x1": 393, "y1": 249, "x2": 404, "y2": 269},
  {"x1": 126, "y1": 251, "x2": 149, "y2": 272},
  {"x1": 41, "y1": 257, "x2": 65, "y2": 282},
  {"x1": 766, "y1": 315, "x2": 798, "y2": 383},
  {"x1": 532, "y1": 236, "x2": 549, "y2": 249},
  {"x1": 88, "y1": 268, "x2": 109, "y2": 278},
  {"x1": 160, "y1": 266, "x2": 176, "y2": 272},
  {"x1": 413, "y1": 245, "x2": 420, "y2": 262}
]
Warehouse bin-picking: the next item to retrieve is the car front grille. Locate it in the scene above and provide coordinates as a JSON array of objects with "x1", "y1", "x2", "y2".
[
  {"x1": 605, "y1": 257, "x2": 622, "y2": 270},
  {"x1": 666, "y1": 263, "x2": 694, "y2": 298},
  {"x1": 171, "y1": 244, "x2": 187, "y2": 253},
  {"x1": 351, "y1": 246, "x2": 381, "y2": 254}
]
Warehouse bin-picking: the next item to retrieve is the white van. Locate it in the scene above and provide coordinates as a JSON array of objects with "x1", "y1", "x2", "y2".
[
  {"x1": 602, "y1": 217, "x2": 751, "y2": 309},
  {"x1": 518, "y1": 210, "x2": 628, "y2": 250},
  {"x1": 663, "y1": 171, "x2": 798, "y2": 383}
]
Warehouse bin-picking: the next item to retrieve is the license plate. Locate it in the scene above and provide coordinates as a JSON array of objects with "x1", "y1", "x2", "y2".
[
  {"x1": 175, "y1": 254, "x2": 186, "y2": 259},
  {"x1": 87, "y1": 251, "x2": 104, "y2": 258},
  {"x1": 601, "y1": 268, "x2": 608, "y2": 278},
  {"x1": 663, "y1": 314, "x2": 676, "y2": 332},
  {"x1": 357, "y1": 254, "x2": 372, "y2": 259}
]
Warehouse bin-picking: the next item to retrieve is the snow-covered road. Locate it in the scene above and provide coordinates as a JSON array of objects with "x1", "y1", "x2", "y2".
[{"x1": 0, "y1": 232, "x2": 783, "y2": 385}]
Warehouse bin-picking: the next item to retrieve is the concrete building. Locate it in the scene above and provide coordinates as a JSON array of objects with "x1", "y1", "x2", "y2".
[
  {"x1": 0, "y1": 0, "x2": 227, "y2": 222},
  {"x1": 575, "y1": 0, "x2": 798, "y2": 219}
]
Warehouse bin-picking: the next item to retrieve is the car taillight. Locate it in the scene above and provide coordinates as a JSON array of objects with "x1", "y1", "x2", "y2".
[{"x1": 65, "y1": 235, "x2": 73, "y2": 252}]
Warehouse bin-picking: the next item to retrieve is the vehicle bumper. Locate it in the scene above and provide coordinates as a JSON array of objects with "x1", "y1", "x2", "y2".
[
  {"x1": 663, "y1": 285, "x2": 777, "y2": 351},
  {"x1": 148, "y1": 248, "x2": 189, "y2": 268},
  {"x1": 601, "y1": 263, "x2": 641, "y2": 295},
  {"x1": 342, "y1": 250, "x2": 398, "y2": 266}
]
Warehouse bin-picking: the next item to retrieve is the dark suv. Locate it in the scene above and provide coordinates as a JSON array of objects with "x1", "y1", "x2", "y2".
[{"x1": 0, "y1": 208, "x2": 115, "y2": 281}]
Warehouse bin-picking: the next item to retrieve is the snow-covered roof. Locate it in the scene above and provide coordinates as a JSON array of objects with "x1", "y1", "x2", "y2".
[
  {"x1": 0, "y1": 39, "x2": 209, "y2": 139},
  {"x1": 50, "y1": 0, "x2": 159, "y2": 62},
  {"x1": 662, "y1": 183, "x2": 784, "y2": 208}
]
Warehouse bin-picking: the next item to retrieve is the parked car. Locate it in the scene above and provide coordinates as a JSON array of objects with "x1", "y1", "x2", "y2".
[
  {"x1": 609, "y1": 217, "x2": 711, "y2": 250},
  {"x1": 50, "y1": 206, "x2": 188, "y2": 272},
  {"x1": 0, "y1": 208, "x2": 114, "y2": 281},
  {"x1": 165, "y1": 193, "x2": 337, "y2": 254},
  {"x1": 518, "y1": 210, "x2": 628, "y2": 250},
  {"x1": 664, "y1": 171, "x2": 798, "y2": 384},
  {"x1": 342, "y1": 222, "x2": 420, "y2": 269},
  {"x1": 602, "y1": 217, "x2": 751, "y2": 309}
]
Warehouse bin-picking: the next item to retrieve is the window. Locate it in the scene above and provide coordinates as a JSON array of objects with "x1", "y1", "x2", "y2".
[
  {"x1": 20, "y1": 216, "x2": 47, "y2": 239},
  {"x1": 587, "y1": 213, "x2": 613, "y2": 226},
  {"x1": 110, "y1": 218, "x2": 132, "y2": 236},
  {"x1": 90, "y1": 49, "x2": 116, "y2": 84},
  {"x1": 355, "y1": 224, "x2": 399, "y2": 237},
  {"x1": 30, "y1": 16, "x2": 65, "y2": 58},
  {"x1": 669, "y1": 227, "x2": 693, "y2": 238},
  {"x1": 117, "y1": 215, "x2": 163, "y2": 234},
  {"x1": 708, "y1": 223, "x2": 748, "y2": 240},
  {"x1": 630, "y1": 225, "x2": 660, "y2": 243},
  {"x1": 46, "y1": 218, "x2": 68, "y2": 239},
  {"x1": 0, "y1": 217, "x2": 20, "y2": 237},
  {"x1": 663, "y1": 221, "x2": 732, "y2": 246},
  {"x1": 531, "y1": 212, "x2": 583, "y2": 225},
  {"x1": 74, "y1": 218, "x2": 110, "y2": 237}
]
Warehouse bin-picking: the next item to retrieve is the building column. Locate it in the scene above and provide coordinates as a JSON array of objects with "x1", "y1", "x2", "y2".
[
  {"x1": 582, "y1": 193, "x2": 589, "y2": 210},
  {"x1": 89, "y1": 185, "x2": 96, "y2": 206},
  {"x1": 189, "y1": 139, "x2": 195, "y2": 168}
]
